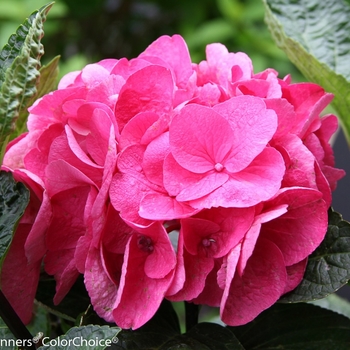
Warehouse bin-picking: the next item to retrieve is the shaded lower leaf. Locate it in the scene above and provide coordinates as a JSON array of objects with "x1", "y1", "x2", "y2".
[
  {"x1": 38, "y1": 325, "x2": 121, "y2": 350},
  {"x1": 0, "y1": 315, "x2": 17, "y2": 350},
  {"x1": 115, "y1": 301, "x2": 244, "y2": 350},
  {"x1": 35, "y1": 275, "x2": 91, "y2": 322},
  {"x1": 0, "y1": 171, "x2": 29, "y2": 272},
  {"x1": 282, "y1": 208, "x2": 350, "y2": 302},
  {"x1": 230, "y1": 303, "x2": 350, "y2": 350}
]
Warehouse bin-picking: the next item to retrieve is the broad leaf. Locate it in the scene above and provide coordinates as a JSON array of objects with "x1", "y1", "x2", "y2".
[
  {"x1": 282, "y1": 208, "x2": 350, "y2": 302},
  {"x1": 0, "y1": 2, "x2": 53, "y2": 146},
  {"x1": 38, "y1": 325, "x2": 121, "y2": 350},
  {"x1": 0, "y1": 171, "x2": 29, "y2": 273},
  {"x1": 262, "y1": 0, "x2": 350, "y2": 144},
  {"x1": 230, "y1": 303, "x2": 350, "y2": 349}
]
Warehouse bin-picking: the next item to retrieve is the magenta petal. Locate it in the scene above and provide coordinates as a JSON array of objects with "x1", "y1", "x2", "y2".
[
  {"x1": 115, "y1": 65, "x2": 173, "y2": 131},
  {"x1": 221, "y1": 238, "x2": 286, "y2": 326},
  {"x1": 24, "y1": 191, "x2": 51, "y2": 263},
  {"x1": 283, "y1": 258, "x2": 307, "y2": 294},
  {"x1": 170, "y1": 104, "x2": 234, "y2": 173},
  {"x1": 137, "y1": 223, "x2": 176, "y2": 279},
  {"x1": 112, "y1": 234, "x2": 174, "y2": 329},
  {"x1": 1, "y1": 224, "x2": 41, "y2": 324}
]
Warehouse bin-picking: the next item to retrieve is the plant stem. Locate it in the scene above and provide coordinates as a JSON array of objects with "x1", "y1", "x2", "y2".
[
  {"x1": 185, "y1": 301, "x2": 199, "y2": 332},
  {"x1": 0, "y1": 289, "x2": 36, "y2": 350}
]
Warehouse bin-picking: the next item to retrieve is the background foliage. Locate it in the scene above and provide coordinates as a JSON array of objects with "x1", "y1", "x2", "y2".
[{"x1": 0, "y1": 0, "x2": 304, "y2": 81}]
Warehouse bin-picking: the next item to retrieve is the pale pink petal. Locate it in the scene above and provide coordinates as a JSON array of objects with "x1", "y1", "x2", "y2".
[
  {"x1": 139, "y1": 192, "x2": 199, "y2": 220},
  {"x1": 189, "y1": 147, "x2": 284, "y2": 208},
  {"x1": 213, "y1": 96, "x2": 278, "y2": 172},
  {"x1": 84, "y1": 246, "x2": 118, "y2": 322},
  {"x1": 170, "y1": 104, "x2": 234, "y2": 173}
]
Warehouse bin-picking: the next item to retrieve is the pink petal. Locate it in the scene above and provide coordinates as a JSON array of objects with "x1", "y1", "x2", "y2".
[
  {"x1": 143, "y1": 132, "x2": 169, "y2": 187},
  {"x1": 119, "y1": 112, "x2": 159, "y2": 149},
  {"x1": 112, "y1": 234, "x2": 174, "y2": 329},
  {"x1": 139, "y1": 34, "x2": 193, "y2": 89},
  {"x1": 261, "y1": 187, "x2": 328, "y2": 265}
]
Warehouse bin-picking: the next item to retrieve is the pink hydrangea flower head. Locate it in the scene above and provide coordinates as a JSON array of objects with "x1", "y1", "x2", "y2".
[{"x1": 1, "y1": 34, "x2": 344, "y2": 328}]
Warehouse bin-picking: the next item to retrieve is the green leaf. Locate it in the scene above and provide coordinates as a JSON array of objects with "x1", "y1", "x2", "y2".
[
  {"x1": 262, "y1": 0, "x2": 350, "y2": 144},
  {"x1": 38, "y1": 325, "x2": 121, "y2": 350},
  {"x1": 231, "y1": 303, "x2": 350, "y2": 349},
  {"x1": 0, "y1": 170, "x2": 29, "y2": 275},
  {"x1": 0, "y1": 316, "x2": 17, "y2": 350},
  {"x1": 310, "y1": 293, "x2": 350, "y2": 320},
  {"x1": 281, "y1": 208, "x2": 350, "y2": 302},
  {"x1": 35, "y1": 276, "x2": 91, "y2": 322},
  {"x1": 0, "y1": 2, "x2": 53, "y2": 147},
  {"x1": 16, "y1": 55, "x2": 60, "y2": 137},
  {"x1": 116, "y1": 301, "x2": 244, "y2": 349}
]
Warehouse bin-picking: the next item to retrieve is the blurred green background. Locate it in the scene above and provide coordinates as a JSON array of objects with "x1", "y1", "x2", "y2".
[{"x1": 0, "y1": 0, "x2": 304, "y2": 81}]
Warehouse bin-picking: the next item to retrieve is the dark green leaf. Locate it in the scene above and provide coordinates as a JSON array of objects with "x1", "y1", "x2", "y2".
[
  {"x1": 15, "y1": 55, "x2": 60, "y2": 137},
  {"x1": 0, "y1": 2, "x2": 53, "y2": 146},
  {"x1": 0, "y1": 316, "x2": 17, "y2": 350},
  {"x1": 35, "y1": 275, "x2": 91, "y2": 322},
  {"x1": 0, "y1": 170, "x2": 29, "y2": 272},
  {"x1": 282, "y1": 208, "x2": 350, "y2": 302},
  {"x1": 230, "y1": 303, "x2": 350, "y2": 350},
  {"x1": 115, "y1": 300, "x2": 244, "y2": 349},
  {"x1": 262, "y1": 0, "x2": 350, "y2": 143},
  {"x1": 38, "y1": 324, "x2": 121, "y2": 350}
]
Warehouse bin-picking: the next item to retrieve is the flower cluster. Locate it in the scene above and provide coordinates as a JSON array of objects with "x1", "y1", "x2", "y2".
[{"x1": 2, "y1": 35, "x2": 344, "y2": 329}]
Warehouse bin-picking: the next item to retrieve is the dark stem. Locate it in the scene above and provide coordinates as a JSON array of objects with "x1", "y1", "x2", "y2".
[
  {"x1": 0, "y1": 289, "x2": 36, "y2": 350},
  {"x1": 185, "y1": 301, "x2": 199, "y2": 332}
]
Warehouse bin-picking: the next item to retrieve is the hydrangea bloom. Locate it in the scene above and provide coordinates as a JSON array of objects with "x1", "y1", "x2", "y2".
[{"x1": 2, "y1": 34, "x2": 344, "y2": 329}]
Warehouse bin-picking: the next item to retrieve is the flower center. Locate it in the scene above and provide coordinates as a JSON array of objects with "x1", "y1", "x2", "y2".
[
  {"x1": 137, "y1": 235, "x2": 154, "y2": 253},
  {"x1": 214, "y1": 163, "x2": 224, "y2": 172},
  {"x1": 202, "y1": 238, "x2": 216, "y2": 247}
]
